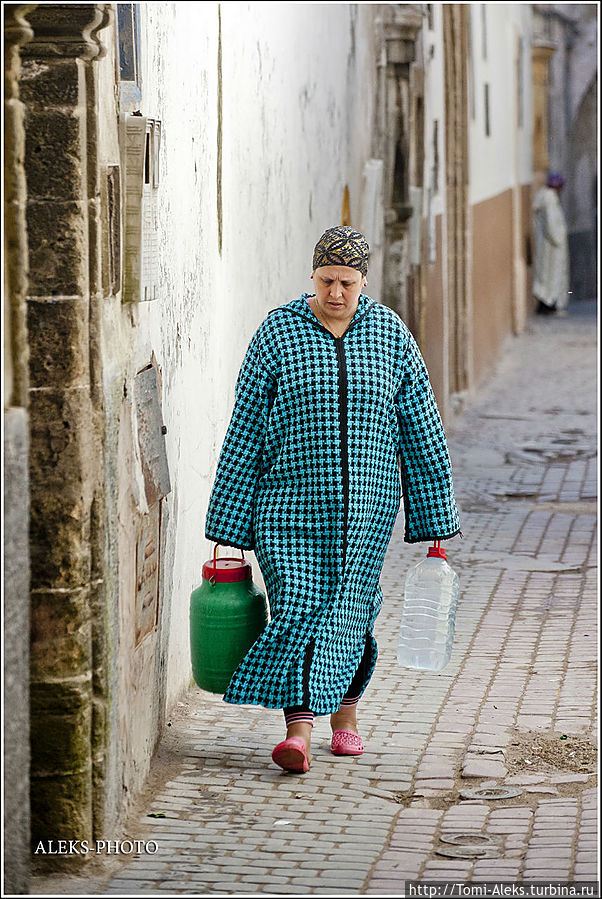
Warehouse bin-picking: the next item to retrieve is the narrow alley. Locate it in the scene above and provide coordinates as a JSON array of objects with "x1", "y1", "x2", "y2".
[
  {"x1": 31, "y1": 301, "x2": 598, "y2": 895},
  {"x1": 4, "y1": 4, "x2": 598, "y2": 896}
]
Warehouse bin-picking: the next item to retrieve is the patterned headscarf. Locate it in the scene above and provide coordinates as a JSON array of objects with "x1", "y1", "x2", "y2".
[{"x1": 312, "y1": 226, "x2": 370, "y2": 276}]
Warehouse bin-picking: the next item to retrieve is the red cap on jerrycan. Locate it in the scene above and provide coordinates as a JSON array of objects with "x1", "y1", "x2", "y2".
[
  {"x1": 427, "y1": 539, "x2": 447, "y2": 560},
  {"x1": 202, "y1": 543, "x2": 252, "y2": 583}
]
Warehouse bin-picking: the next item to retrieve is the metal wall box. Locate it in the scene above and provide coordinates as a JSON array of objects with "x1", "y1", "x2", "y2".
[
  {"x1": 134, "y1": 365, "x2": 171, "y2": 506},
  {"x1": 120, "y1": 113, "x2": 161, "y2": 302},
  {"x1": 135, "y1": 503, "x2": 161, "y2": 646},
  {"x1": 408, "y1": 185, "x2": 422, "y2": 266}
]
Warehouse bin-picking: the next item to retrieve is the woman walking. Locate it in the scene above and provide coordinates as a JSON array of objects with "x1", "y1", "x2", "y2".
[{"x1": 205, "y1": 225, "x2": 461, "y2": 772}]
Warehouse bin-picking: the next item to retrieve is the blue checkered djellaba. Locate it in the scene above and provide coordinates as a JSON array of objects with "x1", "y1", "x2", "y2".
[{"x1": 205, "y1": 293, "x2": 461, "y2": 714}]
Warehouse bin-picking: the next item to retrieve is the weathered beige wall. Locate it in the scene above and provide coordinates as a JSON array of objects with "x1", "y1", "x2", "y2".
[
  {"x1": 471, "y1": 188, "x2": 515, "y2": 388},
  {"x1": 421, "y1": 214, "x2": 446, "y2": 415},
  {"x1": 421, "y1": 3, "x2": 533, "y2": 420},
  {"x1": 522, "y1": 182, "x2": 535, "y2": 315}
]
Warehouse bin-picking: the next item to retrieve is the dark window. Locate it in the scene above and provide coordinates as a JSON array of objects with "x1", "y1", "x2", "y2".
[
  {"x1": 433, "y1": 120, "x2": 439, "y2": 194},
  {"x1": 481, "y1": 4, "x2": 487, "y2": 60},
  {"x1": 484, "y1": 83, "x2": 491, "y2": 137},
  {"x1": 392, "y1": 135, "x2": 408, "y2": 209},
  {"x1": 415, "y1": 96, "x2": 424, "y2": 187},
  {"x1": 468, "y1": 9, "x2": 476, "y2": 120},
  {"x1": 517, "y1": 37, "x2": 524, "y2": 129},
  {"x1": 117, "y1": 5, "x2": 140, "y2": 82},
  {"x1": 117, "y1": 4, "x2": 142, "y2": 110},
  {"x1": 144, "y1": 131, "x2": 151, "y2": 184}
]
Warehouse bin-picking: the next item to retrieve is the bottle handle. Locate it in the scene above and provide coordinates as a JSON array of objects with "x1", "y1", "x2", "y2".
[{"x1": 427, "y1": 539, "x2": 447, "y2": 559}]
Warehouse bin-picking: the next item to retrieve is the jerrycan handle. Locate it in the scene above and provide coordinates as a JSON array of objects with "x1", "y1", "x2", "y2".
[
  {"x1": 213, "y1": 542, "x2": 245, "y2": 564},
  {"x1": 206, "y1": 542, "x2": 247, "y2": 587}
]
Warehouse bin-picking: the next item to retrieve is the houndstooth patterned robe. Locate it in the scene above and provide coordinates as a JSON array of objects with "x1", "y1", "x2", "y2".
[{"x1": 205, "y1": 293, "x2": 461, "y2": 714}]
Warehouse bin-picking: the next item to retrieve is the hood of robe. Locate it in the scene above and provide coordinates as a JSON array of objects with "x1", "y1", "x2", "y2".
[{"x1": 283, "y1": 292, "x2": 378, "y2": 333}]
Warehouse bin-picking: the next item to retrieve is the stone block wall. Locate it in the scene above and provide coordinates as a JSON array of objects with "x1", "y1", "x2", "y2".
[
  {"x1": 18, "y1": 3, "x2": 111, "y2": 860},
  {"x1": 4, "y1": 3, "x2": 35, "y2": 893}
]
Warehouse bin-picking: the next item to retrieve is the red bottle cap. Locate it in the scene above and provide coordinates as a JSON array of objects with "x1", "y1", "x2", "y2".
[
  {"x1": 427, "y1": 540, "x2": 447, "y2": 560},
  {"x1": 202, "y1": 544, "x2": 252, "y2": 583}
]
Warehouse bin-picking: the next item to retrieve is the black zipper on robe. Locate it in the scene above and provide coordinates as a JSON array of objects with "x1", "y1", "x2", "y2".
[
  {"x1": 287, "y1": 300, "x2": 376, "y2": 576},
  {"x1": 334, "y1": 336, "x2": 349, "y2": 572}
]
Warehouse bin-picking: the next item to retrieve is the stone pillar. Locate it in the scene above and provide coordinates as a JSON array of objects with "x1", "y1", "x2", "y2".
[
  {"x1": 3, "y1": 5, "x2": 37, "y2": 893},
  {"x1": 19, "y1": 3, "x2": 111, "y2": 856}
]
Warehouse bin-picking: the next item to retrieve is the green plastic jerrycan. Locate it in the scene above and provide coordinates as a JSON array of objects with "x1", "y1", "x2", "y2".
[{"x1": 190, "y1": 544, "x2": 268, "y2": 694}]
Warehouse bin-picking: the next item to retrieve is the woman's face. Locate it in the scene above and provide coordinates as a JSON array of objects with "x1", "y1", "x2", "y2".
[{"x1": 312, "y1": 265, "x2": 366, "y2": 321}]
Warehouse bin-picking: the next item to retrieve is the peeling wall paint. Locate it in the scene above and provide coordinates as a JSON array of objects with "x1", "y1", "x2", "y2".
[{"x1": 137, "y1": 2, "x2": 381, "y2": 719}]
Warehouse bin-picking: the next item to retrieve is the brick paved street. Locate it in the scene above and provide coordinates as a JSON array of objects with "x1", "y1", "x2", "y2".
[{"x1": 32, "y1": 301, "x2": 598, "y2": 895}]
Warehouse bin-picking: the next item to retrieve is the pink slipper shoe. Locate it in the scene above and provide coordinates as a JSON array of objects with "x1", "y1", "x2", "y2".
[
  {"x1": 331, "y1": 729, "x2": 364, "y2": 756},
  {"x1": 272, "y1": 736, "x2": 310, "y2": 772}
]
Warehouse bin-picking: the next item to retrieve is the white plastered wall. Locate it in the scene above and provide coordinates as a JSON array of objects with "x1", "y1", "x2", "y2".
[
  {"x1": 469, "y1": 3, "x2": 533, "y2": 206},
  {"x1": 97, "y1": 3, "x2": 381, "y2": 806},
  {"x1": 139, "y1": 2, "x2": 378, "y2": 709},
  {"x1": 422, "y1": 5, "x2": 447, "y2": 222},
  {"x1": 421, "y1": 3, "x2": 449, "y2": 404}
]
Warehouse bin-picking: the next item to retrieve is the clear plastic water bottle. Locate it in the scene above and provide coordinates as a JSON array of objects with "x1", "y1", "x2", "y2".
[{"x1": 397, "y1": 541, "x2": 460, "y2": 671}]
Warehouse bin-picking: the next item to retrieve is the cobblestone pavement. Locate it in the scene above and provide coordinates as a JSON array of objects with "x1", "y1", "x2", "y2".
[{"x1": 32, "y1": 302, "x2": 598, "y2": 895}]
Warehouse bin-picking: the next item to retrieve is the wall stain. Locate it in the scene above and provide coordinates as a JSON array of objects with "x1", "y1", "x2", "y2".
[{"x1": 217, "y1": 4, "x2": 223, "y2": 255}]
